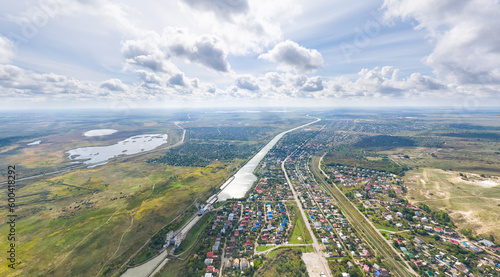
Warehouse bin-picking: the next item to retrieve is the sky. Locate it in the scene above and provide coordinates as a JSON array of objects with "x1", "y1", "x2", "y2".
[{"x1": 1, "y1": 0, "x2": 500, "y2": 110}]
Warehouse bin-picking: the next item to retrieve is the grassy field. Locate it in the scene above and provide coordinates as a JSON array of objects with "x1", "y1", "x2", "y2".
[
  {"x1": 404, "y1": 168, "x2": 500, "y2": 239},
  {"x1": 257, "y1": 245, "x2": 275, "y2": 252},
  {"x1": 267, "y1": 245, "x2": 314, "y2": 257},
  {"x1": 174, "y1": 212, "x2": 215, "y2": 254},
  {"x1": 374, "y1": 224, "x2": 400, "y2": 232},
  {"x1": 0, "y1": 158, "x2": 238, "y2": 276},
  {"x1": 287, "y1": 203, "x2": 313, "y2": 244}
]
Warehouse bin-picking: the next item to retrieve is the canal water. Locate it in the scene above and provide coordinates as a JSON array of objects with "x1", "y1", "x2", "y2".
[{"x1": 217, "y1": 117, "x2": 320, "y2": 201}]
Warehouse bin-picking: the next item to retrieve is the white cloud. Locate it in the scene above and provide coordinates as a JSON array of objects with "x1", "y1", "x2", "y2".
[
  {"x1": 382, "y1": 0, "x2": 500, "y2": 84},
  {"x1": 163, "y1": 27, "x2": 230, "y2": 72},
  {"x1": 0, "y1": 36, "x2": 14, "y2": 63},
  {"x1": 325, "y1": 66, "x2": 448, "y2": 98},
  {"x1": 168, "y1": 73, "x2": 188, "y2": 87},
  {"x1": 180, "y1": 0, "x2": 301, "y2": 55},
  {"x1": 0, "y1": 64, "x2": 103, "y2": 100},
  {"x1": 122, "y1": 27, "x2": 230, "y2": 73},
  {"x1": 301, "y1": 76, "x2": 324, "y2": 92},
  {"x1": 259, "y1": 40, "x2": 324, "y2": 73},
  {"x1": 100, "y1": 79, "x2": 127, "y2": 91},
  {"x1": 235, "y1": 75, "x2": 260, "y2": 91}
]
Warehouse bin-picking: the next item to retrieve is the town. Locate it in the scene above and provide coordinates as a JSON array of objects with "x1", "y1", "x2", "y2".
[{"x1": 157, "y1": 122, "x2": 500, "y2": 277}]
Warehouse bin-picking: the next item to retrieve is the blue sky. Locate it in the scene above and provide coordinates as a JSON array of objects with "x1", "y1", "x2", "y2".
[{"x1": 1, "y1": 0, "x2": 499, "y2": 109}]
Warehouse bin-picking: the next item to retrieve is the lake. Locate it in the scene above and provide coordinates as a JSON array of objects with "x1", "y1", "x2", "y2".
[{"x1": 67, "y1": 134, "x2": 168, "y2": 167}]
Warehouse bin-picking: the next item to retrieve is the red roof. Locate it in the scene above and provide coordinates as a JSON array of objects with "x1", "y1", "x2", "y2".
[
  {"x1": 207, "y1": 266, "x2": 214, "y2": 272},
  {"x1": 207, "y1": 252, "x2": 213, "y2": 258}
]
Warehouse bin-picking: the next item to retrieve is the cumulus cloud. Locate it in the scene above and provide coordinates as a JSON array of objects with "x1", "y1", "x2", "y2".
[
  {"x1": 0, "y1": 64, "x2": 106, "y2": 100},
  {"x1": 259, "y1": 40, "x2": 324, "y2": 73},
  {"x1": 100, "y1": 79, "x2": 127, "y2": 91},
  {"x1": 235, "y1": 75, "x2": 260, "y2": 91},
  {"x1": 122, "y1": 27, "x2": 230, "y2": 73},
  {"x1": 301, "y1": 76, "x2": 324, "y2": 92},
  {"x1": 180, "y1": 0, "x2": 301, "y2": 55},
  {"x1": 168, "y1": 73, "x2": 188, "y2": 87},
  {"x1": 181, "y1": 0, "x2": 249, "y2": 20},
  {"x1": 326, "y1": 66, "x2": 448, "y2": 98},
  {"x1": 0, "y1": 36, "x2": 14, "y2": 64},
  {"x1": 382, "y1": 0, "x2": 500, "y2": 84},
  {"x1": 163, "y1": 27, "x2": 230, "y2": 72}
]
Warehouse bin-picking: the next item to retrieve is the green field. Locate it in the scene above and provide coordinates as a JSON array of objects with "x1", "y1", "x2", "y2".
[
  {"x1": 267, "y1": 245, "x2": 314, "y2": 257},
  {"x1": 287, "y1": 203, "x2": 313, "y2": 244},
  {"x1": 374, "y1": 224, "x2": 400, "y2": 232},
  {"x1": 257, "y1": 245, "x2": 275, "y2": 252}
]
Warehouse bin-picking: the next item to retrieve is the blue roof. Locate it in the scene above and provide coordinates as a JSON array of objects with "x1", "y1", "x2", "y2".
[
  {"x1": 252, "y1": 227, "x2": 257, "y2": 231},
  {"x1": 256, "y1": 223, "x2": 260, "y2": 226}
]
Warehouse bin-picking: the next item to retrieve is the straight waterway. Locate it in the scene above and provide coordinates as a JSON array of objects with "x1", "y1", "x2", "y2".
[
  {"x1": 121, "y1": 117, "x2": 320, "y2": 277},
  {"x1": 217, "y1": 117, "x2": 321, "y2": 201}
]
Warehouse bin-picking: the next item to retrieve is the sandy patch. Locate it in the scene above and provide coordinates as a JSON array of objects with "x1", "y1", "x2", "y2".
[
  {"x1": 302, "y1": 252, "x2": 326, "y2": 277},
  {"x1": 451, "y1": 175, "x2": 500, "y2": 188}
]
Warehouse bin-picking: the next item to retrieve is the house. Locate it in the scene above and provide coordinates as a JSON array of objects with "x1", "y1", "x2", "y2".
[
  {"x1": 241, "y1": 258, "x2": 249, "y2": 270},
  {"x1": 380, "y1": 268, "x2": 390, "y2": 276},
  {"x1": 454, "y1": 262, "x2": 468, "y2": 274},
  {"x1": 478, "y1": 239, "x2": 495, "y2": 247},
  {"x1": 204, "y1": 259, "x2": 213, "y2": 266},
  {"x1": 206, "y1": 266, "x2": 214, "y2": 272},
  {"x1": 360, "y1": 249, "x2": 370, "y2": 257},
  {"x1": 204, "y1": 274, "x2": 213, "y2": 277},
  {"x1": 224, "y1": 260, "x2": 231, "y2": 269},
  {"x1": 233, "y1": 258, "x2": 240, "y2": 269}
]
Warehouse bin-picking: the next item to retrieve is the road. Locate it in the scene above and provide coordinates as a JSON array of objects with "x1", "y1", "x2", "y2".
[
  {"x1": 282, "y1": 158, "x2": 333, "y2": 277},
  {"x1": 310, "y1": 156, "x2": 415, "y2": 277}
]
